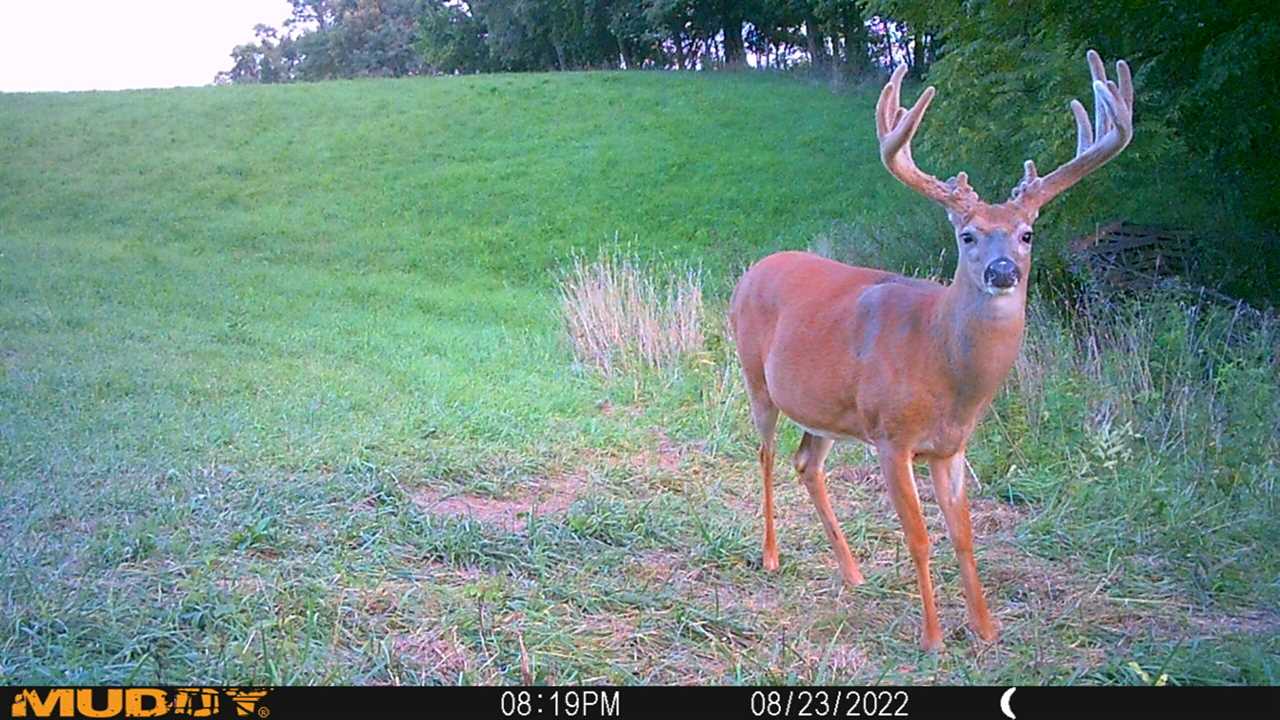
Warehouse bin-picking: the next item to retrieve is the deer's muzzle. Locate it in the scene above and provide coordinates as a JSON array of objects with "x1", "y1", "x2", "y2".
[{"x1": 983, "y1": 258, "x2": 1020, "y2": 292}]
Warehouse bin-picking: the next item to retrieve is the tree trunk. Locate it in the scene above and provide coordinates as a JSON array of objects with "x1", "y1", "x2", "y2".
[
  {"x1": 912, "y1": 30, "x2": 927, "y2": 78},
  {"x1": 722, "y1": 12, "x2": 745, "y2": 67},
  {"x1": 805, "y1": 17, "x2": 827, "y2": 69},
  {"x1": 617, "y1": 35, "x2": 629, "y2": 69},
  {"x1": 552, "y1": 40, "x2": 567, "y2": 71},
  {"x1": 841, "y1": 10, "x2": 869, "y2": 78}
]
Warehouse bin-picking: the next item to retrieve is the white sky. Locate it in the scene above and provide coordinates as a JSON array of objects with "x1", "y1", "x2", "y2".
[{"x1": 0, "y1": 1, "x2": 294, "y2": 92}]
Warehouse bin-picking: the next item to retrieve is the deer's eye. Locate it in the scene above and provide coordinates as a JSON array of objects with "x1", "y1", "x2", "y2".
[
  {"x1": 1020, "y1": 231, "x2": 1034, "y2": 244},
  {"x1": 960, "y1": 232, "x2": 976, "y2": 245}
]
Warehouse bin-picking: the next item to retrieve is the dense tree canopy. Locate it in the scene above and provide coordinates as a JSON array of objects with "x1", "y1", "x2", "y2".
[
  {"x1": 216, "y1": 1, "x2": 910, "y2": 81},
  {"x1": 217, "y1": 0, "x2": 434, "y2": 83},
  {"x1": 915, "y1": 0, "x2": 1278, "y2": 226}
]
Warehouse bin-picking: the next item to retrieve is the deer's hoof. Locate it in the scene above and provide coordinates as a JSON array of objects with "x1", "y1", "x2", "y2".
[
  {"x1": 763, "y1": 550, "x2": 780, "y2": 572},
  {"x1": 974, "y1": 619, "x2": 1000, "y2": 643},
  {"x1": 842, "y1": 569, "x2": 865, "y2": 587},
  {"x1": 920, "y1": 630, "x2": 944, "y2": 653}
]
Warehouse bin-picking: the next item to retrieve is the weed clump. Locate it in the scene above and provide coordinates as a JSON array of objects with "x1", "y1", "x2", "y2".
[{"x1": 558, "y1": 252, "x2": 704, "y2": 377}]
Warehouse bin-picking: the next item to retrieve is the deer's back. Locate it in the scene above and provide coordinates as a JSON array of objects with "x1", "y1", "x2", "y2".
[{"x1": 730, "y1": 251, "x2": 950, "y2": 446}]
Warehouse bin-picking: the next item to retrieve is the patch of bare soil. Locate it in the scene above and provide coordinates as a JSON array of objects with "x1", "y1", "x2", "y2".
[
  {"x1": 623, "y1": 548, "x2": 782, "y2": 630},
  {"x1": 392, "y1": 626, "x2": 471, "y2": 679},
  {"x1": 1188, "y1": 607, "x2": 1280, "y2": 638},
  {"x1": 968, "y1": 498, "x2": 1027, "y2": 536},
  {"x1": 618, "y1": 429, "x2": 708, "y2": 493},
  {"x1": 412, "y1": 471, "x2": 586, "y2": 532},
  {"x1": 212, "y1": 571, "x2": 266, "y2": 596},
  {"x1": 827, "y1": 464, "x2": 881, "y2": 490},
  {"x1": 625, "y1": 548, "x2": 688, "y2": 586},
  {"x1": 578, "y1": 611, "x2": 640, "y2": 648},
  {"x1": 419, "y1": 559, "x2": 495, "y2": 585},
  {"x1": 356, "y1": 578, "x2": 420, "y2": 615},
  {"x1": 643, "y1": 429, "x2": 689, "y2": 474},
  {"x1": 824, "y1": 644, "x2": 870, "y2": 675}
]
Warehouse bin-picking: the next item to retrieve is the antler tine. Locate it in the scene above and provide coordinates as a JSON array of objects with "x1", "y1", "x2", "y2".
[
  {"x1": 1011, "y1": 50, "x2": 1135, "y2": 213},
  {"x1": 875, "y1": 64, "x2": 979, "y2": 218},
  {"x1": 1069, "y1": 99, "x2": 1093, "y2": 156},
  {"x1": 1087, "y1": 50, "x2": 1112, "y2": 139}
]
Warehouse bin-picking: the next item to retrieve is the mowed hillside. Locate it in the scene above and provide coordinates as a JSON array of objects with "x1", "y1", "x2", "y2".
[
  {"x1": 1, "y1": 72, "x2": 1274, "y2": 685},
  {"x1": 0, "y1": 72, "x2": 922, "y2": 469}
]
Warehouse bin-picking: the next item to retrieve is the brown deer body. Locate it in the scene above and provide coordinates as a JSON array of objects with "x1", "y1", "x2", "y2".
[{"x1": 730, "y1": 51, "x2": 1134, "y2": 650}]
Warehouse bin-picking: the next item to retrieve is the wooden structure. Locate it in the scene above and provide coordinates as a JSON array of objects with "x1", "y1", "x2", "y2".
[
  {"x1": 1072, "y1": 220, "x2": 1274, "y2": 324},
  {"x1": 1070, "y1": 220, "x2": 1194, "y2": 290}
]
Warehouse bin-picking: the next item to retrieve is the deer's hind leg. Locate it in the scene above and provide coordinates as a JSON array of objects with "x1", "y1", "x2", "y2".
[
  {"x1": 795, "y1": 432, "x2": 864, "y2": 587},
  {"x1": 746, "y1": 389, "x2": 782, "y2": 572}
]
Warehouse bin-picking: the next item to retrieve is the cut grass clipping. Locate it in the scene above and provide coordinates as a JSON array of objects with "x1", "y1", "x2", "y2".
[{"x1": 559, "y1": 252, "x2": 704, "y2": 377}]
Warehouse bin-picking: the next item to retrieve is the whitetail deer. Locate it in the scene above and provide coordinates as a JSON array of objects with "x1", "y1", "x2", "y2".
[{"x1": 730, "y1": 50, "x2": 1134, "y2": 650}]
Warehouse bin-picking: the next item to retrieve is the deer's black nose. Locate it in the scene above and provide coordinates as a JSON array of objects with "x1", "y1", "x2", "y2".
[{"x1": 984, "y1": 258, "x2": 1020, "y2": 289}]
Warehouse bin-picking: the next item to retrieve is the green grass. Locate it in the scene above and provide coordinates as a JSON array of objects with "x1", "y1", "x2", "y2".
[{"x1": 1, "y1": 70, "x2": 1276, "y2": 685}]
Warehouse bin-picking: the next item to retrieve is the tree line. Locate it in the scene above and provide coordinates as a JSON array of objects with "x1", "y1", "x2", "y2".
[
  {"x1": 216, "y1": 1, "x2": 928, "y2": 84},
  {"x1": 217, "y1": 1, "x2": 1278, "y2": 234}
]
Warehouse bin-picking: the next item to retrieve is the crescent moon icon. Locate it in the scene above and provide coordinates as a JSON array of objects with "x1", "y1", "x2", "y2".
[{"x1": 999, "y1": 687, "x2": 1017, "y2": 720}]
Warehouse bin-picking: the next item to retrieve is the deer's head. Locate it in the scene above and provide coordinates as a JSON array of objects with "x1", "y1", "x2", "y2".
[{"x1": 874, "y1": 50, "x2": 1134, "y2": 300}]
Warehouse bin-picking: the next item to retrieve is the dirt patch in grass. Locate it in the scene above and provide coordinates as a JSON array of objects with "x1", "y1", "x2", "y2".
[
  {"x1": 212, "y1": 570, "x2": 266, "y2": 597},
  {"x1": 579, "y1": 611, "x2": 642, "y2": 650},
  {"x1": 48, "y1": 514, "x2": 98, "y2": 535},
  {"x1": 633, "y1": 429, "x2": 688, "y2": 475},
  {"x1": 412, "y1": 470, "x2": 587, "y2": 532},
  {"x1": 823, "y1": 643, "x2": 870, "y2": 676},
  {"x1": 356, "y1": 578, "x2": 420, "y2": 615},
  {"x1": 827, "y1": 464, "x2": 881, "y2": 490},
  {"x1": 392, "y1": 626, "x2": 472, "y2": 679},
  {"x1": 1188, "y1": 607, "x2": 1280, "y2": 638},
  {"x1": 711, "y1": 580, "x2": 784, "y2": 618},
  {"x1": 614, "y1": 428, "x2": 711, "y2": 495},
  {"x1": 624, "y1": 548, "x2": 687, "y2": 586},
  {"x1": 419, "y1": 559, "x2": 497, "y2": 585},
  {"x1": 968, "y1": 498, "x2": 1028, "y2": 536}
]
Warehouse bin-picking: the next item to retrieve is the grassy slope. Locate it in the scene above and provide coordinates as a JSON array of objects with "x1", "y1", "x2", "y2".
[
  {"x1": 0, "y1": 72, "x2": 923, "y2": 469},
  {"x1": 0, "y1": 71, "x2": 1274, "y2": 684}
]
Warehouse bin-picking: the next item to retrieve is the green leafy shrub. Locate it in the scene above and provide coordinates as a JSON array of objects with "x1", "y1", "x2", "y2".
[{"x1": 915, "y1": 0, "x2": 1280, "y2": 304}]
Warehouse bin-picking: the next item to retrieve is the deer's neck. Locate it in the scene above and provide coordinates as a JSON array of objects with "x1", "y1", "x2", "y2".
[{"x1": 934, "y1": 277, "x2": 1027, "y2": 412}]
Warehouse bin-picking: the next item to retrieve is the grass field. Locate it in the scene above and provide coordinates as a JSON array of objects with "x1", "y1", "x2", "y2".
[{"x1": 1, "y1": 70, "x2": 1276, "y2": 685}]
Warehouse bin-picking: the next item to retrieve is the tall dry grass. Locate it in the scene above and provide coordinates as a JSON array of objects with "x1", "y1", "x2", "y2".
[{"x1": 558, "y1": 253, "x2": 704, "y2": 376}]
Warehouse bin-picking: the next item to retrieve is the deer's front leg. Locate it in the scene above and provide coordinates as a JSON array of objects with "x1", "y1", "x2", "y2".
[
  {"x1": 879, "y1": 444, "x2": 943, "y2": 651},
  {"x1": 930, "y1": 453, "x2": 998, "y2": 642}
]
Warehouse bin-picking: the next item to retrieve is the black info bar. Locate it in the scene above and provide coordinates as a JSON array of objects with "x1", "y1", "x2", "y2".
[{"x1": 4, "y1": 685, "x2": 1276, "y2": 720}]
